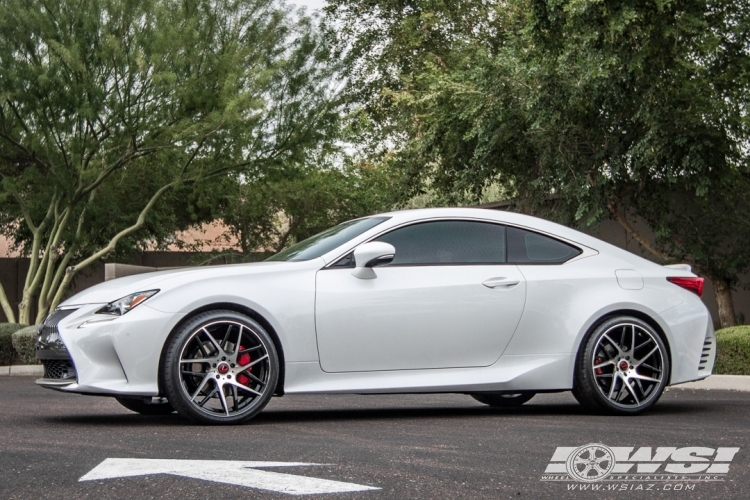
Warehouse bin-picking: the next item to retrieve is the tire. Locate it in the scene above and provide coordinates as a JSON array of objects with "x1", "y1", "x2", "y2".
[
  {"x1": 573, "y1": 316, "x2": 669, "y2": 415},
  {"x1": 115, "y1": 397, "x2": 175, "y2": 416},
  {"x1": 471, "y1": 392, "x2": 536, "y2": 407},
  {"x1": 163, "y1": 310, "x2": 279, "y2": 425}
]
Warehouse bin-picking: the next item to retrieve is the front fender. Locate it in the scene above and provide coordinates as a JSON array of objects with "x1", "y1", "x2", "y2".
[{"x1": 144, "y1": 263, "x2": 321, "y2": 363}]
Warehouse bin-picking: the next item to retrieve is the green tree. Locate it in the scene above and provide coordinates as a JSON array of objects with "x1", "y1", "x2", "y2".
[
  {"x1": 328, "y1": 0, "x2": 750, "y2": 328},
  {"x1": 0, "y1": 0, "x2": 341, "y2": 324},
  {"x1": 214, "y1": 161, "x2": 399, "y2": 257}
]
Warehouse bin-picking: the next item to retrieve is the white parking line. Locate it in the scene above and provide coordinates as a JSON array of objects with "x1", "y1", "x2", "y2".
[{"x1": 80, "y1": 458, "x2": 380, "y2": 495}]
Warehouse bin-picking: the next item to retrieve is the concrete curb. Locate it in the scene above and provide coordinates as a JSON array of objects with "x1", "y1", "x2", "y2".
[
  {"x1": 670, "y1": 375, "x2": 750, "y2": 392},
  {"x1": 0, "y1": 365, "x2": 44, "y2": 376}
]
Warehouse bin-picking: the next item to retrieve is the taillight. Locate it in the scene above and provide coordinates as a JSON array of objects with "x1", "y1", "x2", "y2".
[{"x1": 667, "y1": 277, "x2": 704, "y2": 297}]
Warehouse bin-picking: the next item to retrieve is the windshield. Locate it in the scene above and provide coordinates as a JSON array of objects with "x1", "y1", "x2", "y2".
[{"x1": 266, "y1": 217, "x2": 390, "y2": 262}]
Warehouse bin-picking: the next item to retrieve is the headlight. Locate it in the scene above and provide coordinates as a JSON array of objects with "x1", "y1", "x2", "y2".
[
  {"x1": 96, "y1": 290, "x2": 159, "y2": 316},
  {"x1": 78, "y1": 317, "x2": 117, "y2": 329}
]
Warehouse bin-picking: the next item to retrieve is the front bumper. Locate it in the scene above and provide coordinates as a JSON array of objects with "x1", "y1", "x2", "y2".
[{"x1": 35, "y1": 304, "x2": 185, "y2": 397}]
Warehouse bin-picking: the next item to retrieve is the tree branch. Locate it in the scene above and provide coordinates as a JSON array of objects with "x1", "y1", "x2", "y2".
[
  {"x1": 35, "y1": 204, "x2": 71, "y2": 317},
  {"x1": 607, "y1": 200, "x2": 671, "y2": 262},
  {"x1": 48, "y1": 181, "x2": 180, "y2": 310},
  {"x1": 0, "y1": 282, "x2": 16, "y2": 323},
  {"x1": 20, "y1": 194, "x2": 57, "y2": 298},
  {"x1": 42, "y1": 193, "x2": 94, "y2": 315},
  {"x1": 76, "y1": 146, "x2": 167, "y2": 200}
]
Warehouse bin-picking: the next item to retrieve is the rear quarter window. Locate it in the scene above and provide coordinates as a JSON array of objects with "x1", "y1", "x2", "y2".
[{"x1": 507, "y1": 226, "x2": 582, "y2": 264}]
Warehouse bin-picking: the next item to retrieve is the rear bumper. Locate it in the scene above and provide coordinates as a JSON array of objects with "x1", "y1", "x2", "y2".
[{"x1": 659, "y1": 297, "x2": 715, "y2": 385}]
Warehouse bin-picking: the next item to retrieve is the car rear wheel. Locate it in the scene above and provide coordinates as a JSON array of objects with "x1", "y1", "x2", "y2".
[
  {"x1": 573, "y1": 316, "x2": 669, "y2": 415},
  {"x1": 470, "y1": 392, "x2": 536, "y2": 407},
  {"x1": 163, "y1": 310, "x2": 279, "y2": 425},
  {"x1": 115, "y1": 397, "x2": 175, "y2": 415}
]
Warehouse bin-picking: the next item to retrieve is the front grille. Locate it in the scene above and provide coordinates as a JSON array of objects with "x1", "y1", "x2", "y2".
[
  {"x1": 36, "y1": 307, "x2": 79, "y2": 357},
  {"x1": 42, "y1": 359, "x2": 76, "y2": 380},
  {"x1": 698, "y1": 337, "x2": 714, "y2": 371},
  {"x1": 38, "y1": 308, "x2": 78, "y2": 337}
]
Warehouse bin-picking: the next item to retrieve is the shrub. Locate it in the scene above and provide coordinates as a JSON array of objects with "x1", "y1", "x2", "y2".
[
  {"x1": 12, "y1": 326, "x2": 40, "y2": 365},
  {"x1": 0, "y1": 323, "x2": 24, "y2": 365},
  {"x1": 714, "y1": 326, "x2": 750, "y2": 376}
]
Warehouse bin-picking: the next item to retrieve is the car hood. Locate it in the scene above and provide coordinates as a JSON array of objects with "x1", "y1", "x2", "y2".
[{"x1": 59, "y1": 260, "x2": 314, "y2": 306}]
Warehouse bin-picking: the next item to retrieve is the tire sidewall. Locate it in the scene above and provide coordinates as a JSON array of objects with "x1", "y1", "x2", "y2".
[
  {"x1": 163, "y1": 310, "x2": 279, "y2": 424},
  {"x1": 575, "y1": 316, "x2": 670, "y2": 415}
]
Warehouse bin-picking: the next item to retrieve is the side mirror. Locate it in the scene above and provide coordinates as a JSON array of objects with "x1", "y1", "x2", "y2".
[{"x1": 351, "y1": 242, "x2": 396, "y2": 280}]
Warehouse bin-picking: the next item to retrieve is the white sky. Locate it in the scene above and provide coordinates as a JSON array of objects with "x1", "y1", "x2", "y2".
[{"x1": 291, "y1": 0, "x2": 327, "y2": 11}]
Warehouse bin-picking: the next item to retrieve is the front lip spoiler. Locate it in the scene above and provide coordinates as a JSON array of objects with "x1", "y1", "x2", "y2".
[{"x1": 35, "y1": 378, "x2": 76, "y2": 390}]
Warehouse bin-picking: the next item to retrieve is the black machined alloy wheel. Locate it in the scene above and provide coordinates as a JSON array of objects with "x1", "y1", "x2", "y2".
[
  {"x1": 573, "y1": 316, "x2": 669, "y2": 415},
  {"x1": 470, "y1": 391, "x2": 536, "y2": 408},
  {"x1": 115, "y1": 396, "x2": 175, "y2": 415},
  {"x1": 163, "y1": 310, "x2": 279, "y2": 425}
]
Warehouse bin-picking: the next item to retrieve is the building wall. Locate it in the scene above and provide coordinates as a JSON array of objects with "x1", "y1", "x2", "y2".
[{"x1": 0, "y1": 260, "x2": 104, "y2": 323}]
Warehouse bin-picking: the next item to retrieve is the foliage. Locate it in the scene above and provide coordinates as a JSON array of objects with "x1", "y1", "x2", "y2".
[
  {"x1": 0, "y1": 0, "x2": 342, "y2": 323},
  {"x1": 216, "y1": 161, "x2": 400, "y2": 256},
  {"x1": 714, "y1": 326, "x2": 750, "y2": 375},
  {"x1": 11, "y1": 326, "x2": 39, "y2": 365},
  {"x1": 0, "y1": 323, "x2": 23, "y2": 365},
  {"x1": 327, "y1": 0, "x2": 750, "y2": 326},
  {"x1": 324, "y1": 0, "x2": 513, "y2": 202}
]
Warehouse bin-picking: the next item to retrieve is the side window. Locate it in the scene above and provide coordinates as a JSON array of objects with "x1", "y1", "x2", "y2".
[
  {"x1": 507, "y1": 226, "x2": 581, "y2": 264},
  {"x1": 331, "y1": 252, "x2": 354, "y2": 268},
  {"x1": 374, "y1": 220, "x2": 506, "y2": 266}
]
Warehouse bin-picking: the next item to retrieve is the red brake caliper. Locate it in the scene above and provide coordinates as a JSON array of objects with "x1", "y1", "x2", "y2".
[
  {"x1": 237, "y1": 346, "x2": 252, "y2": 385},
  {"x1": 594, "y1": 358, "x2": 603, "y2": 375}
]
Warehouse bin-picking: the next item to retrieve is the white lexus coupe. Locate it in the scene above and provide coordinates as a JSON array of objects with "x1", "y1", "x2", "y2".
[{"x1": 35, "y1": 208, "x2": 714, "y2": 424}]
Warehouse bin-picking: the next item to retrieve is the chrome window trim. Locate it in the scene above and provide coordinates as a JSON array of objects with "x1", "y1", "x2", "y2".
[{"x1": 323, "y1": 216, "x2": 598, "y2": 269}]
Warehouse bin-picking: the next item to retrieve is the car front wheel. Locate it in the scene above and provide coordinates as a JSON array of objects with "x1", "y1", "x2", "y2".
[
  {"x1": 162, "y1": 310, "x2": 279, "y2": 425},
  {"x1": 573, "y1": 316, "x2": 669, "y2": 415}
]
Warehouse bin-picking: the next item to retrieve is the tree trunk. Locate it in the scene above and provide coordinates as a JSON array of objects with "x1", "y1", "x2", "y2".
[
  {"x1": 712, "y1": 278, "x2": 737, "y2": 329},
  {"x1": 0, "y1": 282, "x2": 15, "y2": 323},
  {"x1": 18, "y1": 290, "x2": 33, "y2": 326}
]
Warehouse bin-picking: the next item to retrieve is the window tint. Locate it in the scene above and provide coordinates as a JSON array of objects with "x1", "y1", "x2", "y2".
[
  {"x1": 331, "y1": 252, "x2": 354, "y2": 268},
  {"x1": 507, "y1": 226, "x2": 581, "y2": 264},
  {"x1": 374, "y1": 220, "x2": 506, "y2": 266},
  {"x1": 267, "y1": 217, "x2": 390, "y2": 262}
]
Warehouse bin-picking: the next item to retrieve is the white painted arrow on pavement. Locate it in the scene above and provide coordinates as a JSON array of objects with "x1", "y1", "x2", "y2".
[{"x1": 80, "y1": 458, "x2": 379, "y2": 495}]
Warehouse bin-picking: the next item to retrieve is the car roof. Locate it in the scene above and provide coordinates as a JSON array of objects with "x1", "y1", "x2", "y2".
[
  {"x1": 321, "y1": 207, "x2": 662, "y2": 270},
  {"x1": 378, "y1": 207, "x2": 589, "y2": 243}
]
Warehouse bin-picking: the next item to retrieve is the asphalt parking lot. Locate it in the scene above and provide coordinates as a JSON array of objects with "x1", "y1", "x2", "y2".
[{"x1": 1, "y1": 376, "x2": 748, "y2": 499}]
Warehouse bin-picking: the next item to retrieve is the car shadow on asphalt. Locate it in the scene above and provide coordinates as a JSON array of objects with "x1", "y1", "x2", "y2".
[
  {"x1": 37, "y1": 400, "x2": 711, "y2": 427},
  {"x1": 38, "y1": 413, "x2": 189, "y2": 427},
  {"x1": 252, "y1": 401, "x2": 710, "y2": 425}
]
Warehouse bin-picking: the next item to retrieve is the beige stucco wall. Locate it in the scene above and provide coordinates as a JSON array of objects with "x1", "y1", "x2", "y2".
[{"x1": 0, "y1": 236, "x2": 19, "y2": 258}]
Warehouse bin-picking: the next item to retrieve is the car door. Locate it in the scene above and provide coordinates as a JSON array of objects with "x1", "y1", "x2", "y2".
[{"x1": 315, "y1": 220, "x2": 527, "y2": 372}]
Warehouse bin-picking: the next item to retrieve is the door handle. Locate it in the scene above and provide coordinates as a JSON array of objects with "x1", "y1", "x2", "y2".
[{"x1": 482, "y1": 277, "x2": 520, "y2": 289}]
